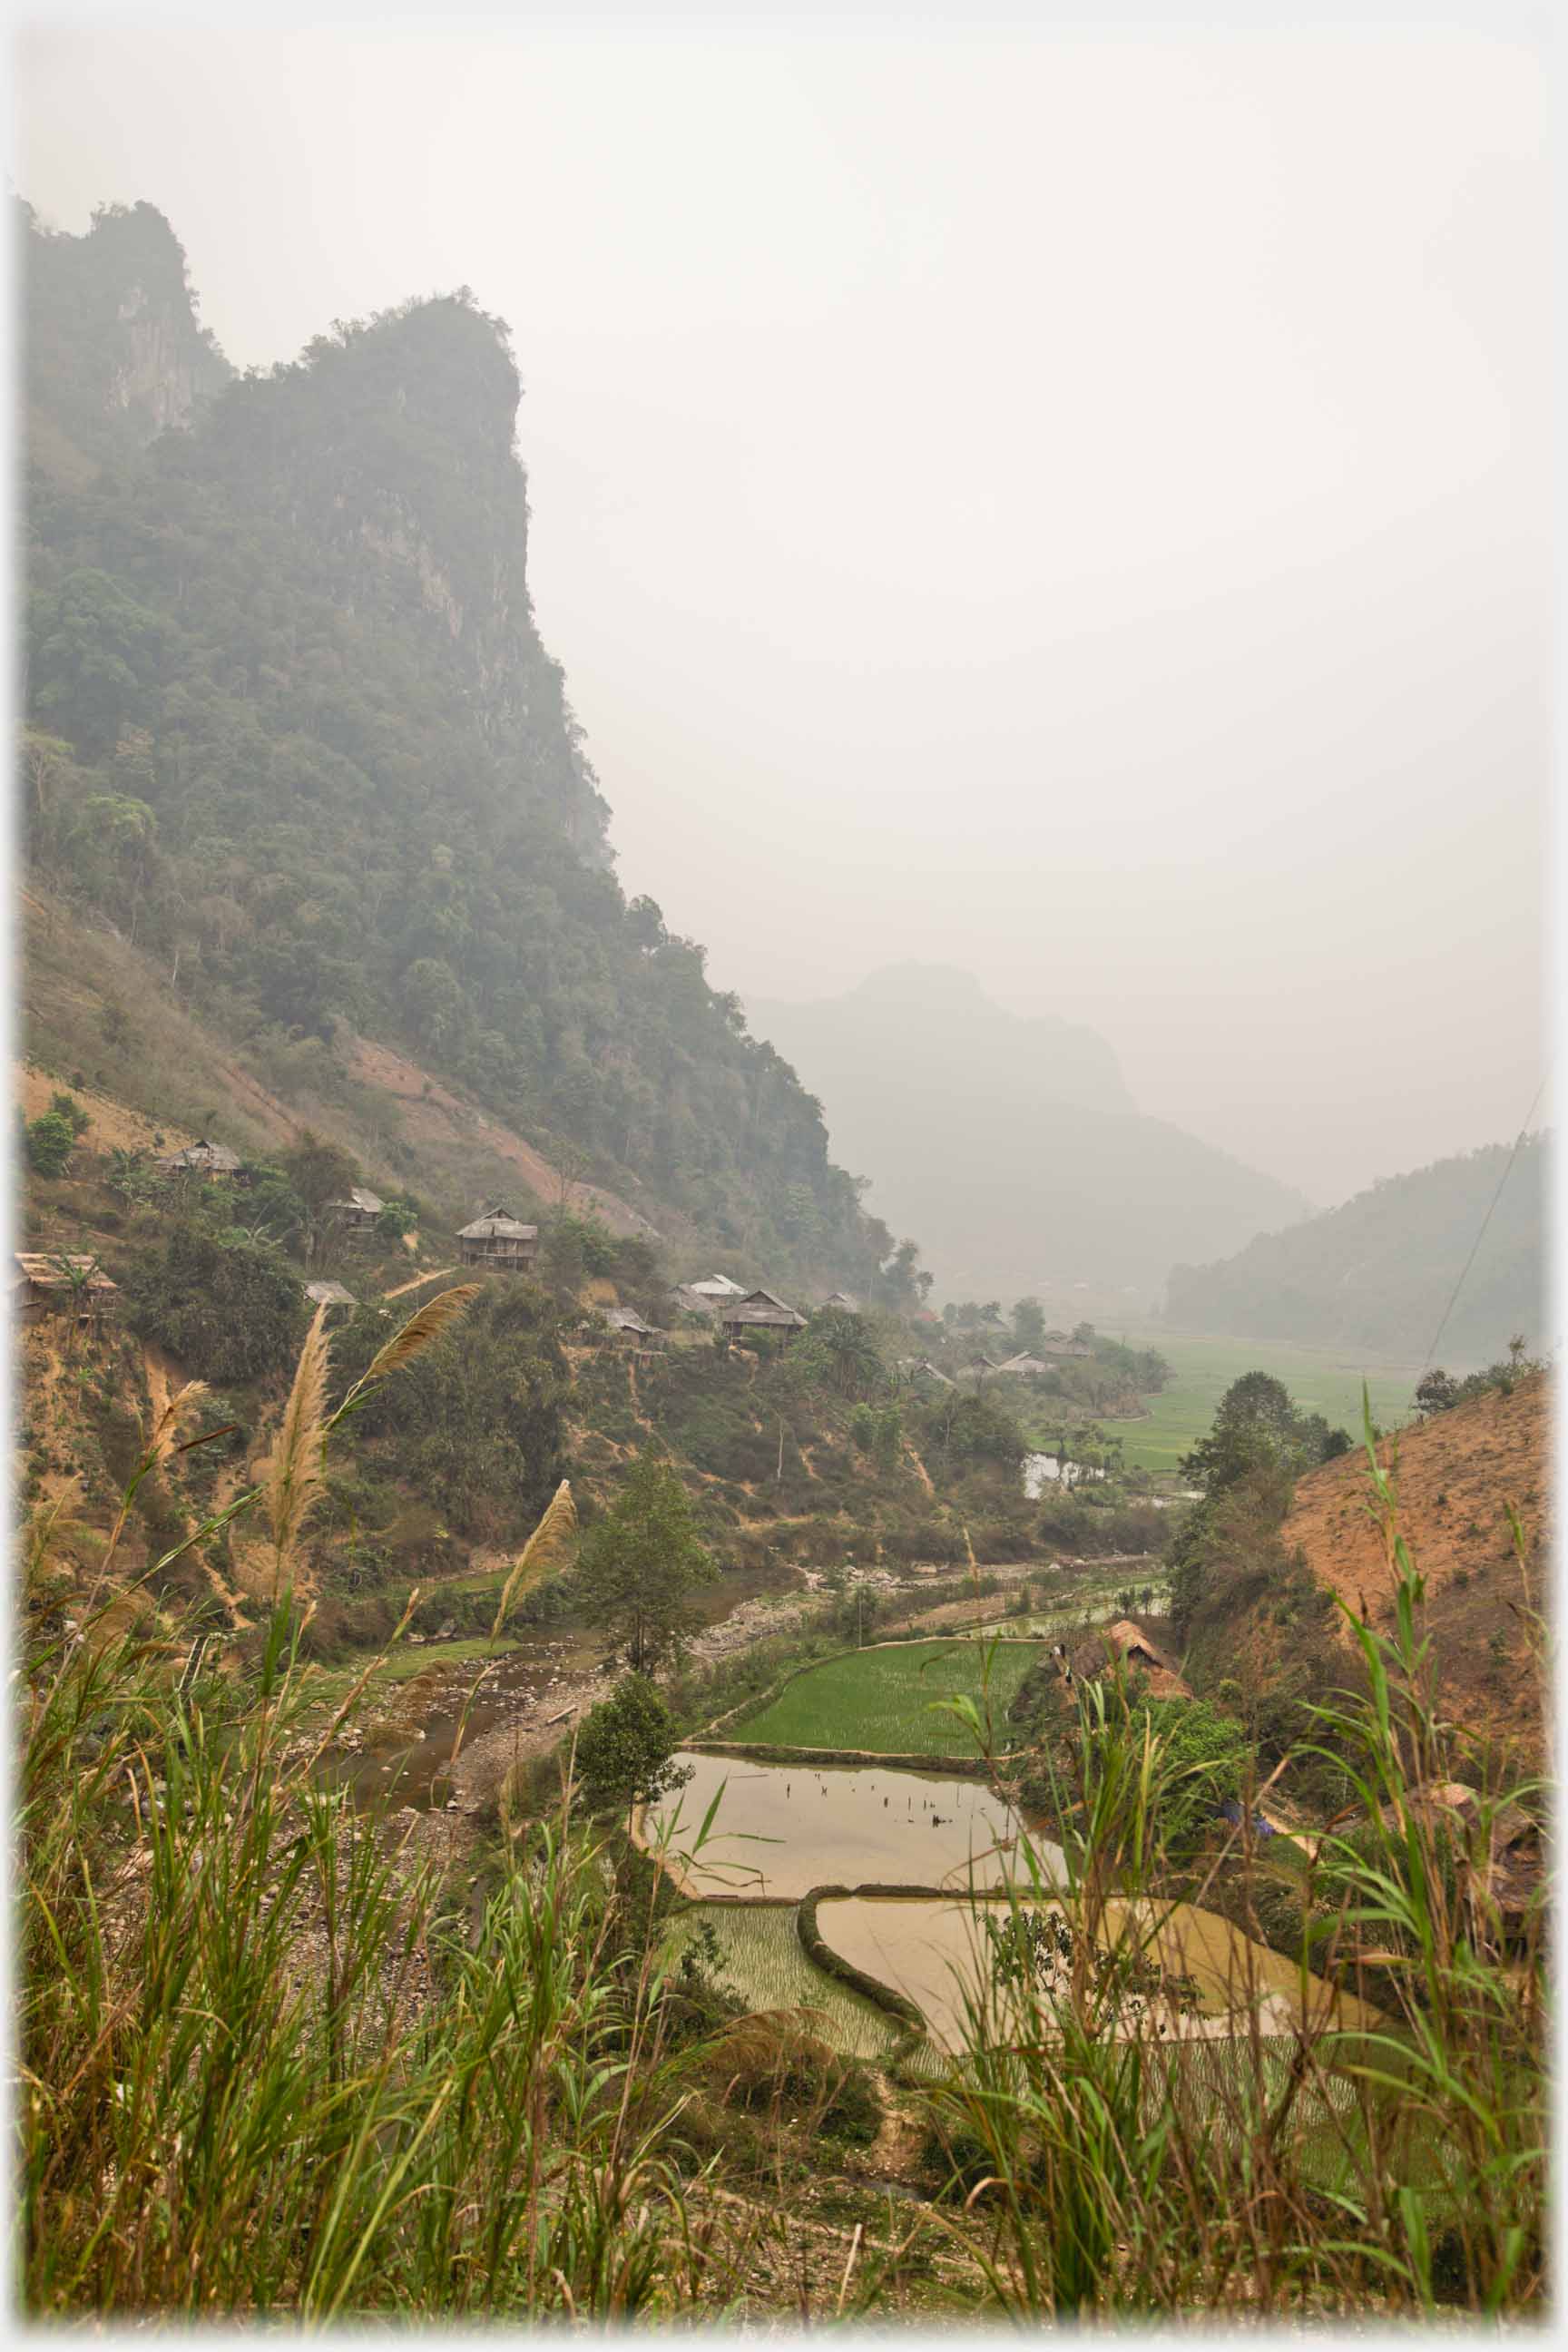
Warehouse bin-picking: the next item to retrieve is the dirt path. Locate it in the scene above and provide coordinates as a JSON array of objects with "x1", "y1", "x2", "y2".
[
  {"x1": 382, "y1": 1265, "x2": 457, "y2": 1299},
  {"x1": 902, "y1": 1438, "x2": 936, "y2": 1497},
  {"x1": 141, "y1": 1338, "x2": 182, "y2": 1432}
]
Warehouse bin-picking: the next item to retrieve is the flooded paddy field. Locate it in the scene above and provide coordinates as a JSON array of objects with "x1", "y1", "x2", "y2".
[
  {"x1": 642, "y1": 1750, "x2": 1056, "y2": 1899},
  {"x1": 814, "y1": 1892, "x2": 1382, "y2": 2054}
]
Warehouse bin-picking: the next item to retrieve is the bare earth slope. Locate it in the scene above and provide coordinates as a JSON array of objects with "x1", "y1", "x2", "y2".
[
  {"x1": 22, "y1": 889, "x2": 661, "y2": 1240},
  {"x1": 1280, "y1": 1372, "x2": 1551, "y2": 1763}
]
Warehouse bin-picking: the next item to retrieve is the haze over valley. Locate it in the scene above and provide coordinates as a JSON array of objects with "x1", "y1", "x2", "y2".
[{"x1": 13, "y1": 16, "x2": 1553, "y2": 2330}]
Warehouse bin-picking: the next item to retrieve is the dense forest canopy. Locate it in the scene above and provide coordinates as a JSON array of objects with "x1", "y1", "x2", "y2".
[
  {"x1": 1163, "y1": 1135, "x2": 1548, "y2": 1366},
  {"x1": 20, "y1": 199, "x2": 913, "y2": 1292}
]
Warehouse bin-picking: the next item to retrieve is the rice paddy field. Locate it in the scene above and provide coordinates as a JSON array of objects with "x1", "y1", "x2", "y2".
[
  {"x1": 662, "y1": 1902, "x2": 903, "y2": 2061},
  {"x1": 733, "y1": 1639, "x2": 1047, "y2": 1757},
  {"x1": 646, "y1": 1752, "x2": 1044, "y2": 1897},
  {"x1": 1103, "y1": 1328, "x2": 1423, "y2": 1475}
]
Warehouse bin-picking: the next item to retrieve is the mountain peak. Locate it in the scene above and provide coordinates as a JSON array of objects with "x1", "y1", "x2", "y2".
[{"x1": 848, "y1": 963, "x2": 996, "y2": 1012}]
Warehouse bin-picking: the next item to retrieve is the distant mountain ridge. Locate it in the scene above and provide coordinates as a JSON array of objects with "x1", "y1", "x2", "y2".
[
  {"x1": 1163, "y1": 1136, "x2": 1549, "y2": 1366},
  {"x1": 749, "y1": 965, "x2": 1309, "y2": 1301}
]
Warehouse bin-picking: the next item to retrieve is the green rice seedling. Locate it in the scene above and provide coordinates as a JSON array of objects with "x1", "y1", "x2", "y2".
[
  {"x1": 663, "y1": 1905, "x2": 901, "y2": 2062},
  {"x1": 736, "y1": 1640, "x2": 1046, "y2": 1756}
]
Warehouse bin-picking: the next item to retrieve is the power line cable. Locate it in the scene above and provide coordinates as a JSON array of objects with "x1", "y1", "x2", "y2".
[{"x1": 1421, "y1": 1077, "x2": 1547, "y2": 1371}]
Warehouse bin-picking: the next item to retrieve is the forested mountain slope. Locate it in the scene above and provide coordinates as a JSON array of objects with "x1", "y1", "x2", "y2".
[
  {"x1": 20, "y1": 199, "x2": 903, "y2": 1292},
  {"x1": 750, "y1": 965, "x2": 1308, "y2": 1301},
  {"x1": 1163, "y1": 1136, "x2": 1548, "y2": 1365}
]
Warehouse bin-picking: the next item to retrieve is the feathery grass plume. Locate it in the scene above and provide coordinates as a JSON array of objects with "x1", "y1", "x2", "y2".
[
  {"x1": 93, "y1": 1376, "x2": 215, "y2": 1591},
  {"x1": 328, "y1": 1281, "x2": 481, "y2": 1428},
  {"x1": 258, "y1": 1306, "x2": 331, "y2": 1596},
  {"x1": 492, "y1": 1479, "x2": 578, "y2": 1638}
]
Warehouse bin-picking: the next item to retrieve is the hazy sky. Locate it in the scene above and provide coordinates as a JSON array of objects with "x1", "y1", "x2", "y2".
[{"x1": 15, "y1": 12, "x2": 1552, "y2": 1206}]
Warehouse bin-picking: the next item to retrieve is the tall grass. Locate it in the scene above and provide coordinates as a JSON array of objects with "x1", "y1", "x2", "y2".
[
  {"x1": 17, "y1": 1299, "x2": 739, "y2": 2319},
  {"x1": 919, "y1": 1396, "x2": 1548, "y2": 2317}
]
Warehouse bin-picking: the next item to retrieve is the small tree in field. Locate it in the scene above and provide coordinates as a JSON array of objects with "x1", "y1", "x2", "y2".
[
  {"x1": 574, "y1": 1453, "x2": 715, "y2": 1674},
  {"x1": 573, "y1": 1674, "x2": 691, "y2": 1829}
]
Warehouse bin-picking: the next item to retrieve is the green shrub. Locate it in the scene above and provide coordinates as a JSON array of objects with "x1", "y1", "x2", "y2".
[
  {"x1": 123, "y1": 1220, "x2": 308, "y2": 1383},
  {"x1": 24, "y1": 1111, "x2": 76, "y2": 1177}
]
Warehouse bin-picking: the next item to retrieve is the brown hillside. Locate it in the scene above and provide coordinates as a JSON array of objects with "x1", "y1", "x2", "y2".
[
  {"x1": 1281, "y1": 1372, "x2": 1551, "y2": 1764},
  {"x1": 21, "y1": 887, "x2": 664, "y2": 1242}
]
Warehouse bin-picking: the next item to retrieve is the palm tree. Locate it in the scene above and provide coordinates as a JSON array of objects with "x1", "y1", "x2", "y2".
[
  {"x1": 803, "y1": 1308, "x2": 887, "y2": 1401},
  {"x1": 49, "y1": 1250, "x2": 105, "y2": 1358}
]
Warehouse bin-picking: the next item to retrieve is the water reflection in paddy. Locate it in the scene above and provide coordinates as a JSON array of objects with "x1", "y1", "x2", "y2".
[
  {"x1": 816, "y1": 1893, "x2": 1385, "y2": 2053},
  {"x1": 644, "y1": 1750, "x2": 1065, "y2": 1899}
]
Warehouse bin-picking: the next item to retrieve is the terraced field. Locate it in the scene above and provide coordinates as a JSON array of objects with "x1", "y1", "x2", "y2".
[
  {"x1": 662, "y1": 1903, "x2": 902, "y2": 2061},
  {"x1": 734, "y1": 1640, "x2": 1047, "y2": 1757}
]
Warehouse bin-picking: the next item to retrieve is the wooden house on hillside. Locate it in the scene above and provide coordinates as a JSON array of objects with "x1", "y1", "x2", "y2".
[
  {"x1": 600, "y1": 1305, "x2": 665, "y2": 1351},
  {"x1": 1040, "y1": 1330, "x2": 1093, "y2": 1360},
  {"x1": 996, "y1": 1351, "x2": 1052, "y2": 1377},
  {"x1": 13, "y1": 1251, "x2": 119, "y2": 1326},
  {"x1": 718, "y1": 1288, "x2": 807, "y2": 1341},
  {"x1": 156, "y1": 1138, "x2": 243, "y2": 1181},
  {"x1": 458, "y1": 1207, "x2": 539, "y2": 1273},
  {"x1": 897, "y1": 1356, "x2": 954, "y2": 1387},
  {"x1": 823, "y1": 1290, "x2": 860, "y2": 1312},
  {"x1": 304, "y1": 1279, "x2": 357, "y2": 1324},
  {"x1": 326, "y1": 1185, "x2": 385, "y2": 1240}
]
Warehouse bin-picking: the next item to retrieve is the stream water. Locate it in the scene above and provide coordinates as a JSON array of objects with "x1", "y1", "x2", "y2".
[{"x1": 324, "y1": 1562, "x2": 780, "y2": 1811}]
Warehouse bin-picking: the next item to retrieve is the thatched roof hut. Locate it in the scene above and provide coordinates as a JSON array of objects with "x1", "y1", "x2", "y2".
[
  {"x1": 718, "y1": 1288, "x2": 807, "y2": 1338},
  {"x1": 13, "y1": 1251, "x2": 119, "y2": 1322},
  {"x1": 600, "y1": 1304, "x2": 663, "y2": 1346},
  {"x1": 457, "y1": 1208, "x2": 539, "y2": 1270},
  {"x1": 1068, "y1": 1618, "x2": 1191, "y2": 1700},
  {"x1": 327, "y1": 1185, "x2": 385, "y2": 1231},
  {"x1": 157, "y1": 1137, "x2": 242, "y2": 1178}
]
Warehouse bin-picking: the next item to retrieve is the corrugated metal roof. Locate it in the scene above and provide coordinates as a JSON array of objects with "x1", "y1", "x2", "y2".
[
  {"x1": 329, "y1": 1186, "x2": 385, "y2": 1216},
  {"x1": 305, "y1": 1279, "x2": 357, "y2": 1308}
]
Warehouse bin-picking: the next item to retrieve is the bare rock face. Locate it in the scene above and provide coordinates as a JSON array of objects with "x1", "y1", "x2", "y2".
[
  {"x1": 22, "y1": 198, "x2": 230, "y2": 452},
  {"x1": 110, "y1": 288, "x2": 204, "y2": 433}
]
